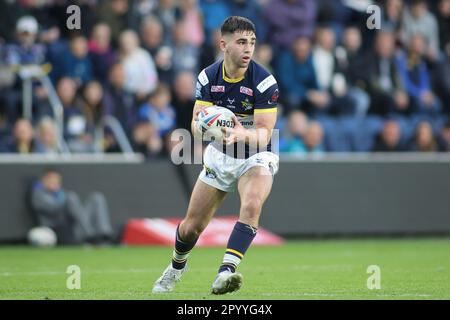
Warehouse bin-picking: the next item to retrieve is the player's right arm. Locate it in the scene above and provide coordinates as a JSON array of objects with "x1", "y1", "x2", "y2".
[{"x1": 192, "y1": 69, "x2": 214, "y2": 139}]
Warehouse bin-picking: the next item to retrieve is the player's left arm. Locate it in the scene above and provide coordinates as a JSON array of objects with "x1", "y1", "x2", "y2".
[{"x1": 224, "y1": 111, "x2": 277, "y2": 148}]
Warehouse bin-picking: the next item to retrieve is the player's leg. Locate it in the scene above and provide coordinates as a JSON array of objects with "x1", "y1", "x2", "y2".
[
  {"x1": 212, "y1": 166, "x2": 273, "y2": 294},
  {"x1": 153, "y1": 179, "x2": 226, "y2": 293}
]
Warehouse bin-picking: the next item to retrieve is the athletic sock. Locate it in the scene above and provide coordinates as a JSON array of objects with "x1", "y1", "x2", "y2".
[
  {"x1": 171, "y1": 225, "x2": 198, "y2": 270},
  {"x1": 218, "y1": 221, "x2": 257, "y2": 273}
]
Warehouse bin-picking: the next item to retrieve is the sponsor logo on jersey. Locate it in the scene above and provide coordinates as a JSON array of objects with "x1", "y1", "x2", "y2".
[
  {"x1": 211, "y1": 85, "x2": 225, "y2": 93},
  {"x1": 198, "y1": 69, "x2": 209, "y2": 86},
  {"x1": 257, "y1": 75, "x2": 277, "y2": 93},
  {"x1": 240, "y1": 86, "x2": 253, "y2": 96},
  {"x1": 268, "y1": 89, "x2": 279, "y2": 105}
]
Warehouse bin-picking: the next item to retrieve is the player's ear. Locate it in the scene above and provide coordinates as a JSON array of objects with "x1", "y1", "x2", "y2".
[{"x1": 219, "y1": 38, "x2": 227, "y2": 52}]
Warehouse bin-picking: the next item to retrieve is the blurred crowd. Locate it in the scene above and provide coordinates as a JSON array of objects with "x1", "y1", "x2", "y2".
[{"x1": 0, "y1": 0, "x2": 449, "y2": 157}]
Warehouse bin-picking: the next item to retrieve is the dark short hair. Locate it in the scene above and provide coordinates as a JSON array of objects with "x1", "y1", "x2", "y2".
[
  {"x1": 221, "y1": 16, "x2": 256, "y2": 36},
  {"x1": 42, "y1": 167, "x2": 60, "y2": 177}
]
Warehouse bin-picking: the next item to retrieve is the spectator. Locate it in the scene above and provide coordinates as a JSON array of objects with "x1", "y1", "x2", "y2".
[
  {"x1": 132, "y1": 121, "x2": 164, "y2": 158},
  {"x1": 80, "y1": 81, "x2": 104, "y2": 134},
  {"x1": 277, "y1": 36, "x2": 320, "y2": 113},
  {"x1": 311, "y1": 25, "x2": 358, "y2": 116},
  {"x1": 396, "y1": 34, "x2": 441, "y2": 116},
  {"x1": 408, "y1": 121, "x2": 438, "y2": 152},
  {"x1": 401, "y1": 0, "x2": 440, "y2": 62},
  {"x1": 228, "y1": 0, "x2": 267, "y2": 41},
  {"x1": 0, "y1": 118, "x2": 36, "y2": 154},
  {"x1": 381, "y1": 0, "x2": 405, "y2": 34},
  {"x1": 57, "y1": 77, "x2": 94, "y2": 153},
  {"x1": 199, "y1": 0, "x2": 231, "y2": 44},
  {"x1": 170, "y1": 21, "x2": 200, "y2": 78},
  {"x1": 102, "y1": 63, "x2": 137, "y2": 137},
  {"x1": 198, "y1": 28, "x2": 223, "y2": 70},
  {"x1": 301, "y1": 121, "x2": 325, "y2": 153},
  {"x1": 35, "y1": 116, "x2": 59, "y2": 154},
  {"x1": 254, "y1": 43, "x2": 274, "y2": 74},
  {"x1": 335, "y1": 25, "x2": 370, "y2": 117},
  {"x1": 88, "y1": 23, "x2": 117, "y2": 84},
  {"x1": 264, "y1": 0, "x2": 317, "y2": 51},
  {"x1": 437, "y1": 0, "x2": 450, "y2": 55},
  {"x1": 98, "y1": 0, "x2": 132, "y2": 47},
  {"x1": 30, "y1": 168, "x2": 115, "y2": 245},
  {"x1": 140, "y1": 16, "x2": 173, "y2": 83},
  {"x1": 5, "y1": 16, "x2": 46, "y2": 66},
  {"x1": 179, "y1": 0, "x2": 205, "y2": 48},
  {"x1": 118, "y1": 30, "x2": 158, "y2": 101},
  {"x1": 373, "y1": 119, "x2": 404, "y2": 151},
  {"x1": 363, "y1": 30, "x2": 409, "y2": 116},
  {"x1": 437, "y1": 120, "x2": 450, "y2": 151},
  {"x1": 60, "y1": 34, "x2": 93, "y2": 86},
  {"x1": 172, "y1": 71, "x2": 196, "y2": 131},
  {"x1": 140, "y1": 15, "x2": 165, "y2": 57},
  {"x1": 137, "y1": 82, "x2": 176, "y2": 152},
  {"x1": 3, "y1": 16, "x2": 47, "y2": 123},
  {"x1": 280, "y1": 110, "x2": 309, "y2": 153},
  {"x1": 154, "y1": 0, "x2": 182, "y2": 45}
]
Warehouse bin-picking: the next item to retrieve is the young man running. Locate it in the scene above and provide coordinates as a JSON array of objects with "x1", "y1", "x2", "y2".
[{"x1": 153, "y1": 16, "x2": 279, "y2": 295}]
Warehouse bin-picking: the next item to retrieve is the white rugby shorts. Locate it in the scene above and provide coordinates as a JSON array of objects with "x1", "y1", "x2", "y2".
[{"x1": 199, "y1": 144, "x2": 279, "y2": 193}]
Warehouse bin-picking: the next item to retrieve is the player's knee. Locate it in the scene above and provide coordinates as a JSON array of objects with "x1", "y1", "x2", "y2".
[
  {"x1": 179, "y1": 219, "x2": 205, "y2": 240},
  {"x1": 241, "y1": 196, "x2": 263, "y2": 218}
]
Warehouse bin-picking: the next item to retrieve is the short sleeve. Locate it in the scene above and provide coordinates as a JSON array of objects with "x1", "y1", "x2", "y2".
[
  {"x1": 195, "y1": 69, "x2": 214, "y2": 107},
  {"x1": 254, "y1": 74, "x2": 279, "y2": 114}
]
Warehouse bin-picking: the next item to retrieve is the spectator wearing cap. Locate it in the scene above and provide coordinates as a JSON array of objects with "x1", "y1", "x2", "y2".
[
  {"x1": 5, "y1": 16, "x2": 46, "y2": 66},
  {"x1": 2, "y1": 16, "x2": 48, "y2": 123}
]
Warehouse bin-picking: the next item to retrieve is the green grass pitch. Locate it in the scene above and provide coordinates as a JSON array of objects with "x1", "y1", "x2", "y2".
[{"x1": 1, "y1": 238, "x2": 450, "y2": 300}]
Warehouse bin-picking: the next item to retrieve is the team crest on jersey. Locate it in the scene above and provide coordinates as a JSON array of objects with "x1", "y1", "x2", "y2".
[
  {"x1": 211, "y1": 85, "x2": 225, "y2": 93},
  {"x1": 242, "y1": 98, "x2": 254, "y2": 111},
  {"x1": 240, "y1": 86, "x2": 253, "y2": 96}
]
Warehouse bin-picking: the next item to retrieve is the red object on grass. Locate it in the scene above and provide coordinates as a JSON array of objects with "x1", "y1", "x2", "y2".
[{"x1": 121, "y1": 216, "x2": 284, "y2": 246}]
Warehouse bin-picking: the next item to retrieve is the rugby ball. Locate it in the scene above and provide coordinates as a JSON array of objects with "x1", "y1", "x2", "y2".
[
  {"x1": 197, "y1": 106, "x2": 235, "y2": 140},
  {"x1": 27, "y1": 226, "x2": 57, "y2": 247}
]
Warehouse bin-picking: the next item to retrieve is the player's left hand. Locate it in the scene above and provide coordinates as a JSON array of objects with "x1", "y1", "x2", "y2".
[{"x1": 222, "y1": 116, "x2": 247, "y2": 145}]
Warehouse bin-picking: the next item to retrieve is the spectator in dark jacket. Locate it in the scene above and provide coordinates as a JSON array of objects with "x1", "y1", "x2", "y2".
[
  {"x1": 0, "y1": 118, "x2": 37, "y2": 154},
  {"x1": 363, "y1": 31, "x2": 409, "y2": 115},
  {"x1": 30, "y1": 168, "x2": 114, "y2": 245},
  {"x1": 264, "y1": 0, "x2": 317, "y2": 51},
  {"x1": 373, "y1": 120, "x2": 405, "y2": 151}
]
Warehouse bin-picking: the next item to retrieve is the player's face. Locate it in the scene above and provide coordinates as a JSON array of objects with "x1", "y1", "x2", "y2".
[{"x1": 222, "y1": 31, "x2": 256, "y2": 68}]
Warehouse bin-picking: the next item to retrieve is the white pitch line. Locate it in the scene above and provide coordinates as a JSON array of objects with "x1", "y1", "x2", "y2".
[{"x1": 0, "y1": 265, "x2": 352, "y2": 277}]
